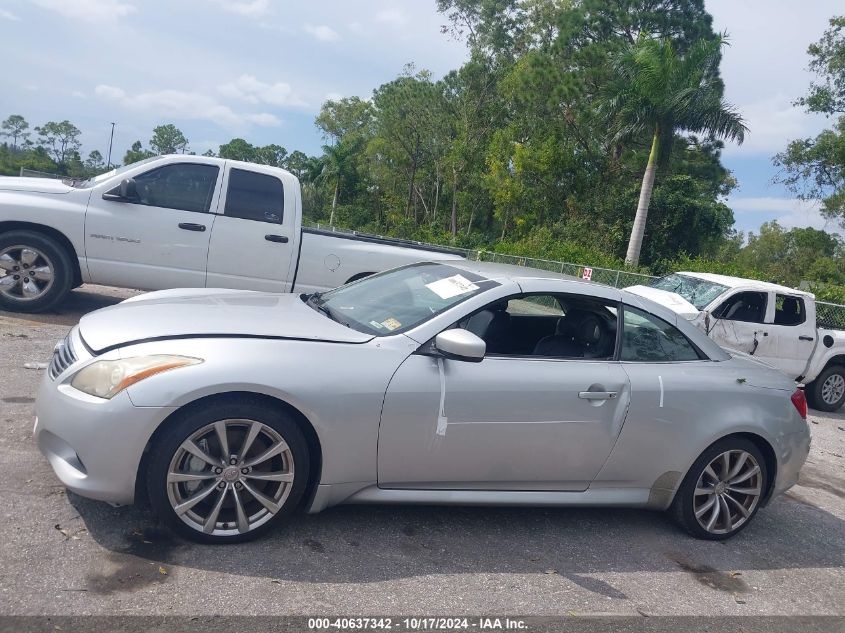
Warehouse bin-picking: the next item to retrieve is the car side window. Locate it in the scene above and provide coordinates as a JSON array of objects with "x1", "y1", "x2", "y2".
[
  {"x1": 773, "y1": 294, "x2": 806, "y2": 326},
  {"x1": 128, "y1": 164, "x2": 219, "y2": 213},
  {"x1": 458, "y1": 294, "x2": 617, "y2": 359},
  {"x1": 620, "y1": 306, "x2": 702, "y2": 362},
  {"x1": 713, "y1": 291, "x2": 767, "y2": 324},
  {"x1": 224, "y1": 168, "x2": 284, "y2": 224}
]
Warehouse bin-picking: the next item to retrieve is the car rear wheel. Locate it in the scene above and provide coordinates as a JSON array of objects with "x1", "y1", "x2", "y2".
[
  {"x1": 0, "y1": 230, "x2": 74, "y2": 313},
  {"x1": 808, "y1": 366, "x2": 845, "y2": 412},
  {"x1": 671, "y1": 438, "x2": 767, "y2": 540},
  {"x1": 147, "y1": 400, "x2": 309, "y2": 543}
]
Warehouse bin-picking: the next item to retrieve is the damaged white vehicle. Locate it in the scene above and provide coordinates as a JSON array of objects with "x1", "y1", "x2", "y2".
[{"x1": 627, "y1": 272, "x2": 845, "y2": 411}]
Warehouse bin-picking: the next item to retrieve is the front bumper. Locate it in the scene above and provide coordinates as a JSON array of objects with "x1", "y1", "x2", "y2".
[{"x1": 34, "y1": 356, "x2": 175, "y2": 506}]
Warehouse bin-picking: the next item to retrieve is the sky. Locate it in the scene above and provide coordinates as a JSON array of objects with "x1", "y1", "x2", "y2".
[{"x1": 0, "y1": 0, "x2": 842, "y2": 238}]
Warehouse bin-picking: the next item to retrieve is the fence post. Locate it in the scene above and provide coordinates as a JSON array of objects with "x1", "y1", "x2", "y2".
[{"x1": 615, "y1": 271, "x2": 620, "y2": 287}]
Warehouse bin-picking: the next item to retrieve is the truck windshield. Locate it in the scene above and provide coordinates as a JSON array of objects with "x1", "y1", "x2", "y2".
[
  {"x1": 64, "y1": 156, "x2": 161, "y2": 189},
  {"x1": 305, "y1": 262, "x2": 498, "y2": 336},
  {"x1": 650, "y1": 274, "x2": 729, "y2": 310}
]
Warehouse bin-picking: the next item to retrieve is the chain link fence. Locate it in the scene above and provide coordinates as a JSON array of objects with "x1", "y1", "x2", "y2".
[
  {"x1": 817, "y1": 302, "x2": 845, "y2": 331},
  {"x1": 471, "y1": 250, "x2": 657, "y2": 288}
]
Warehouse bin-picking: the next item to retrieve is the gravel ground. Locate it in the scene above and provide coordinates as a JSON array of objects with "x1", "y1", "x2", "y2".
[{"x1": 0, "y1": 285, "x2": 843, "y2": 618}]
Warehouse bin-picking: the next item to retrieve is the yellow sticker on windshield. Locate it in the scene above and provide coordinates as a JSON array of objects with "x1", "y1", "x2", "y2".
[{"x1": 381, "y1": 317, "x2": 402, "y2": 331}]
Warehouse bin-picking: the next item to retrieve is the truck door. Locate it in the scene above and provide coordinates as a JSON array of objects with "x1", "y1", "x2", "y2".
[
  {"x1": 758, "y1": 292, "x2": 815, "y2": 379},
  {"x1": 206, "y1": 165, "x2": 298, "y2": 292},
  {"x1": 708, "y1": 290, "x2": 769, "y2": 356},
  {"x1": 85, "y1": 162, "x2": 221, "y2": 290}
]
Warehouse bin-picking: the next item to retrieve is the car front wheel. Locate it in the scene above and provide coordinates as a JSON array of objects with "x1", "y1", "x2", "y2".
[
  {"x1": 147, "y1": 399, "x2": 309, "y2": 543},
  {"x1": 671, "y1": 438, "x2": 767, "y2": 540}
]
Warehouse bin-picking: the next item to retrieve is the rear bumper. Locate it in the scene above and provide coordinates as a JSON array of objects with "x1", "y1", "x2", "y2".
[{"x1": 769, "y1": 427, "x2": 812, "y2": 502}]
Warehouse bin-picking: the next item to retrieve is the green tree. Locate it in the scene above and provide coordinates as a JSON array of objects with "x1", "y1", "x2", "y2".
[
  {"x1": 775, "y1": 16, "x2": 845, "y2": 227},
  {"x1": 149, "y1": 124, "x2": 189, "y2": 155},
  {"x1": 84, "y1": 150, "x2": 104, "y2": 171},
  {"x1": 35, "y1": 120, "x2": 82, "y2": 164},
  {"x1": 218, "y1": 138, "x2": 256, "y2": 162},
  {"x1": 123, "y1": 140, "x2": 155, "y2": 165},
  {"x1": 1, "y1": 114, "x2": 30, "y2": 149},
  {"x1": 605, "y1": 35, "x2": 747, "y2": 265}
]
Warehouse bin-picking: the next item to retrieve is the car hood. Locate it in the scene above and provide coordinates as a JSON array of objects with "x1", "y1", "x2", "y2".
[
  {"x1": 79, "y1": 288, "x2": 374, "y2": 353},
  {"x1": 625, "y1": 285, "x2": 700, "y2": 319},
  {"x1": 0, "y1": 176, "x2": 74, "y2": 194}
]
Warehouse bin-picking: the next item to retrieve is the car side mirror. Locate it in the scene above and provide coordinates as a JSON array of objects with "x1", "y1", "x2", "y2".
[
  {"x1": 435, "y1": 329, "x2": 486, "y2": 363},
  {"x1": 102, "y1": 178, "x2": 138, "y2": 202}
]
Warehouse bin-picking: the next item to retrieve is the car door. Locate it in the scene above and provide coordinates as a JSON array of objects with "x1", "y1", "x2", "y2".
[
  {"x1": 206, "y1": 165, "x2": 297, "y2": 293},
  {"x1": 378, "y1": 288, "x2": 631, "y2": 492},
  {"x1": 85, "y1": 162, "x2": 222, "y2": 290},
  {"x1": 707, "y1": 290, "x2": 768, "y2": 355},
  {"x1": 755, "y1": 292, "x2": 814, "y2": 379}
]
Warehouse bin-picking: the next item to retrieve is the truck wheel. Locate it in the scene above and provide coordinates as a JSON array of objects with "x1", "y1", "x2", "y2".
[
  {"x1": 808, "y1": 366, "x2": 845, "y2": 412},
  {"x1": 0, "y1": 230, "x2": 74, "y2": 313}
]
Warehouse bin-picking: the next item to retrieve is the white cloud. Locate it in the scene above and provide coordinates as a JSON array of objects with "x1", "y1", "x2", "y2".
[
  {"x1": 720, "y1": 94, "x2": 830, "y2": 157},
  {"x1": 218, "y1": 74, "x2": 307, "y2": 107},
  {"x1": 0, "y1": 8, "x2": 21, "y2": 20},
  {"x1": 71, "y1": 90, "x2": 86, "y2": 99},
  {"x1": 94, "y1": 84, "x2": 280, "y2": 129},
  {"x1": 728, "y1": 196, "x2": 844, "y2": 235},
  {"x1": 375, "y1": 8, "x2": 408, "y2": 26},
  {"x1": 32, "y1": 0, "x2": 136, "y2": 22},
  {"x1": 214, "y1": 0, "x2": 270, "y2": 18},
  {"x1": 303, "y1": 23, "x2": 339, "y2": 42}
]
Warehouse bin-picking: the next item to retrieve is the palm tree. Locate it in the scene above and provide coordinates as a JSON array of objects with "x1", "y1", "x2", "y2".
[
  {"x1": 319, "y1": 143, "x2": 346, "y2": 226},
  {"x1": 606, "y1": 35, "x2": 748, "y2": 266}
]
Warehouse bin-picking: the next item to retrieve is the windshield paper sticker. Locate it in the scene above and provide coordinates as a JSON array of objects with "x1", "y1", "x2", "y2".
[
  {"x1": 369, "y1": 320, "x2": 385, "y2": 330},
  {"x1": 425, "y1": 274, "x2": 479, "y2": 300},
  {"x1": 381, "y1": 317, "x2": 402, "y2": 331}
]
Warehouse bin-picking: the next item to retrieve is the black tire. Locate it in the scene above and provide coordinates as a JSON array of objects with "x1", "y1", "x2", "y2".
[
  {"x1": 147, "y1": 398, "x2": 310, "y2": 544},
  {"x1": 671, "y1": 437, "x2": 768, "y2": 540},
  {"x1": 807, "y1": 365, "x2": 845, "y2": 413},
  {"x1": 0, "y1": 230, "x2": 74, "y2": 313}
]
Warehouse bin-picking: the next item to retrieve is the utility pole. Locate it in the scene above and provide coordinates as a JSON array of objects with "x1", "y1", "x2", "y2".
[{"x1": 106, "y1": 122, "x2": 116, "y2": 169}]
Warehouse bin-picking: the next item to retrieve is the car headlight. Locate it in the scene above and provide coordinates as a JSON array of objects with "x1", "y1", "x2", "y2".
[{"x1": 70, "y1": 355, "x2": 202, "y2": 399}]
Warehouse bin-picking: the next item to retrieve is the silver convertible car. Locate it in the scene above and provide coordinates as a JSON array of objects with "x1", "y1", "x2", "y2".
[{"x1": 35, "y1": 261, "x2": 811, "y2": 543}]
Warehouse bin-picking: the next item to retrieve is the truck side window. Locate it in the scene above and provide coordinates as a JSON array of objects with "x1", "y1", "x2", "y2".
[
  {"x1": 774, "y1": 294, "x2": 806, "y2": 326},
  {"x1": 224, "y1": 169, "x2": 284, "y2": 224},
  {"x1": 714, "y1": 291, "x2": 767, "y2": 324},
  {"x1": 129, "y1": 164, "x2": 219, "y2": 213}
]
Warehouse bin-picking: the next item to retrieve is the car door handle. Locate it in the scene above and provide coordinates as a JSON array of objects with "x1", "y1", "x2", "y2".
[
  {"x1": 265, "y1": 234, "x2": 289, "y2": 243},
  {"x1": 578, "y1": 391, "x2": 617, "y2": 400},
  {"x1": 799, "y1": 335, "x2": 814, "y2": 341},
  {"x1": 178, "y1": 223, "x2": 206, "y2": 232}
]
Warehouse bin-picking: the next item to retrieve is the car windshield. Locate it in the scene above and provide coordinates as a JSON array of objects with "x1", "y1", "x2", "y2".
[
  {"x1": 64, "y1": 157, "x2": 161, "y2": 189},
  {"x1": 650, "y1": 273, "x2": 729, "y2": 310},
  {"x1": 306, "y1": 262, "x2": 498, "y2": 336}
]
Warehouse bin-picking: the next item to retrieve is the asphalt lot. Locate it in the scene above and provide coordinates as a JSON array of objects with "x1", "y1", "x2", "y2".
[{"x1": 0, "y1": 284, "x2": 844, "y2": 617}]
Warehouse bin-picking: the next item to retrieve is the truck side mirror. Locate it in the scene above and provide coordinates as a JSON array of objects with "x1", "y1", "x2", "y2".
[
  {"x1": 103, "y1": 178, "x2": 138, "y2": 202},
  {"x1": 119, "y1": 178, "x2": 138, "y2": 200}
]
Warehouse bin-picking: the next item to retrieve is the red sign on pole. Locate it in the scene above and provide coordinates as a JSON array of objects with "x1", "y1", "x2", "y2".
[{"x1": 582, "y1": 267, "x2": 593, "y2": 281}]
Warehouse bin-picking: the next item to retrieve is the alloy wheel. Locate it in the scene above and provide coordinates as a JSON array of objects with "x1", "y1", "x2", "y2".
[
  {"x1": 0, "y1": 245, "x2": 55, "y2": 301},
  {"x1": 166, "y1": 419, "x2": 295, "y2": 537},
  {"x1": 693, "y1": 449, "x2": 762, "y2": 535},
  {"x1": 821, "y1": 373, "x2": 845, "y2": 406}
]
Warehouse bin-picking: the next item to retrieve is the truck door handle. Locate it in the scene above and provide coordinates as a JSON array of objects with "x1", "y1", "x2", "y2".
[
  {"x1": 265, "y1": 234, "x2": 289, "y2": 243},
  {"x1": 799, "y1": 335, "x2": 814, "y2": 341},
  {"x1": 178, "y1": 223, "x2": 206, "y2": 232},
  {"x1": 579, "y1": 391, "x2": 617, "y2": 400}
]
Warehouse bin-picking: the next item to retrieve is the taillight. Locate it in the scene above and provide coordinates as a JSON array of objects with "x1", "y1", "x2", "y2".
[{"x1": 791, "y1": 388, "x2": 808, "y2": 420}]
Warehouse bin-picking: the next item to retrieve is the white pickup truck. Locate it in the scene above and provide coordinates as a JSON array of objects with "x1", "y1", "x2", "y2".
[
  {"x1": 627, "y1": 271, "x2": 845, "y2": 412},
  {"x1": 0, "y1": 155, "x2": 463, "y2": 313}
]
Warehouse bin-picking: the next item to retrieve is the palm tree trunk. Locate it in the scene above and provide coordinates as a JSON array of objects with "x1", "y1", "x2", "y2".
[
  {"x1": 625, "y1": 131, "x2": 659, "y2": 267},
  {"x1": 329, "y1": 180, "x2": 339, "y2": 226}
]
